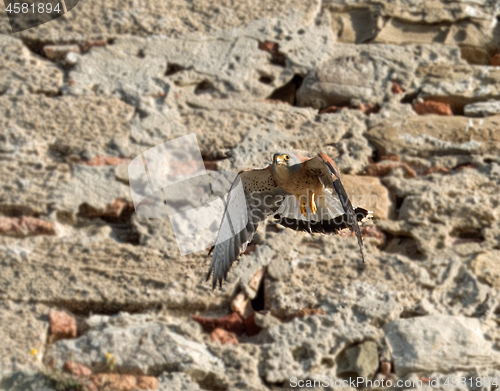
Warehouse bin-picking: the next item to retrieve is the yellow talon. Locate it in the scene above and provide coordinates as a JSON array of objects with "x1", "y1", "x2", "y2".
[
  {"x1": 310, "y1": 192, "x2": 317, "y2": 214},
  {"x1": 300, "y1": 202, "x2": 307, "y2": 217},
  {"x1": 297, "y1": 194, "x2": 308, "y2": 217}
]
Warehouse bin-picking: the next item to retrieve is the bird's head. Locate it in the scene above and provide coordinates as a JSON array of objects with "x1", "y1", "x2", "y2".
[{"x1": 273, "y1": 152, "x2": 301, "y2": 170}]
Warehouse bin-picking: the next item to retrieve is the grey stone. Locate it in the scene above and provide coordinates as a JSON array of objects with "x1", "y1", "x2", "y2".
[
  {"x1": 418, "y1": 65, "x2": 500, "y2": 111},
  {"x1": 0, "y1": 0, "x2": 321, "y2": 42},
  {"x1": 0, "y1": 94, "x2": 134, "y2": 215},
  {"x1": 206, "y1": 343, "x2": 267, "y2": 390},
  {"x1": 183, "y1": 97, "x2": 373, "y2": 173},
  {"x1": 296, "y1": 44, "x2": 465, "y2": 109},
  {"x1": 0, "y1": 372, "x2": 55, "y2": 391},
  {"x1": 336, "y1": 340, "x2": 379, "y2": 379},
  {"x1": 129, "y1": 109, "x2": 187, "y2": 151},
  {"x1": 0, "y1": 236, "x2": 232, "y2": 314},
  {"x1": 50, "y1": 165, "x2": 131, "y2": 216},
  {"x1": 366, "y1": 115, "x2": 500, "y2": 158},
  {"x1": 297, "y1": 54, "x2": 394, "y2": 107},
  {"x1": 384, "y1": 315, "x2": 500, "y2": 376},
  {"x1": 47, "y1": 321, "x2": 226, "y2": 385},
  {"x1": 0, "y1": 94, "x2": 134, "y2": 158},
  {"x1": 464, "y1": 100, "x2": 500, "y2": 117},
  {"x1": 82, "y1": 312, "x2": 206, "y2": 345},
  {"x1": 325, "y1": 0, "x2": 500, "y2": 64},
  {"x1": 0, "y1": 302, "x2": 49, "y2": 372},
  {"x1": 207, "y1": 170, "x2": 237, "y2": 198},
  {"x1": 262, "y1": 230, "x2": 421, "y2": 320},
  {"x1": 262, "y1": 314, "x2": 381, "y2": 384},
  {"x1": 470, "y1": 250, "x2": 500, "y2": 289},
  {"x1": 0, "y1": 36, "x2": 63, "y2": 96},
  {"x1": 352, "y1": 295, "x2": 402, "y2": 326},
  {"x1": 380, "y1": 160, "x2": 500, "y2": 258},
  {"x1": 145, "y1": 34, "x2": 280, "y2": 101},
  {"x1": 157, "y1": 372, "x2": 201, "y2": 391},
  {"x1": 325, "y1": 0, "x2": 498, "y2": 26},
  {"x1": 65, "y1": 13, "x2": 335, "y2": 105},
  {"x1": 226, "y1": 11, "x2": 336, "y2": 73},
  {"x1": 375, "y1": 20, "x2": 494, "y2": 64},
  {"x1": 66, "y1": 36, "x2": 169, "y2": 109}
]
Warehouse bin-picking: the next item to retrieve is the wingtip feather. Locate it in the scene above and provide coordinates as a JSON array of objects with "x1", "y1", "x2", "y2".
[{"x1": 324, "y1": 156, "x2": 366, "y2": 263}]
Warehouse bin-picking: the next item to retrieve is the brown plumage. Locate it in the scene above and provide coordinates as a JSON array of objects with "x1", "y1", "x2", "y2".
[{"x1": 206, "y1": 151, "x2": 368, "y2": 289}]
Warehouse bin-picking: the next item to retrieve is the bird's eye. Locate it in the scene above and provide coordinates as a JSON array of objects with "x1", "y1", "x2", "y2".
[{"x1": 284, "y1": 155, "x2": 290, "y2": 161}]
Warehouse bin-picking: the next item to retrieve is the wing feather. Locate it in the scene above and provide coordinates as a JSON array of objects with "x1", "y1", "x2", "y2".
[
  {"x1": 206, "y1": 167, "x2": 287, "y2": 289},
  {"x1": 303, "y1": 154, "x2": 366, "y2": 262}
]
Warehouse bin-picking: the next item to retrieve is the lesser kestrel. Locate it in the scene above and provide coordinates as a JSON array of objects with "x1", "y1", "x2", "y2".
[{"x1": 206, "y1": 152, "x2": 368, "y2": 289}]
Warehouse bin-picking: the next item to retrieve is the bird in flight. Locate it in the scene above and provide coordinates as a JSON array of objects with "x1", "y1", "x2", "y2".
[{"x1": 206, "y1": 152, "x2": 369, "y2": 289}]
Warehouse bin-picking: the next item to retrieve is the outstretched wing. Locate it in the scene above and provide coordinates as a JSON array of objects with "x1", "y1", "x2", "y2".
[
  {"x1": 303, "y1": 153, "x2": 366, "y2": 262},
  {"x1": 206, "y1": 167, "x2": 287, "y2": 289}
]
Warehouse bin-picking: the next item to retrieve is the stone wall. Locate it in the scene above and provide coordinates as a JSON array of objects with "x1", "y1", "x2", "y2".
[{"x1": 1, "y1": 1, "x2": 500, "y2": 390}]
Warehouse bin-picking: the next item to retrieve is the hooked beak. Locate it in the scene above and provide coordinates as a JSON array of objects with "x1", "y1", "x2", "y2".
[{"x1": 275, "y1": 155, "x2": 285, "y2": 165}]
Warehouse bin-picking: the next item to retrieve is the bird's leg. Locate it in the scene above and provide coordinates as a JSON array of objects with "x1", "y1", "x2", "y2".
[
  {"x1": 297, "y1": 195, "x2": 308, "y2": 217},
  {"x1": 310, "y1": 191, "x2": 317, "y2": 214}
]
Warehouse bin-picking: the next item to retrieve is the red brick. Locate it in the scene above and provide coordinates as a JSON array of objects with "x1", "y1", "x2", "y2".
[
  {"x1": 425, "y1": 166, "x2": 450, "y2": 175},
  {"x1": 63, "y1": 361, "x2": 92, "y2": 377},
  {"x1": 491, "y1": 54, "x2": 500, "y2": 66},
  {"x1": 135, "y1": 376, "x2": 159, "y2": 390},
  {"x1": 339, "y1": 226, "x2": 386, "y2": 246},
  {"x1": 366, "y1": 163, "x2": 396, "y2": 177},
  {"x1": 91, "y1": 374, "x2": 158, "y2": 391},
  {"x1": 380, "y1": 361, "x2": 391, "y2": 376},
  {"x1": 87, "y1": 198, "x2": 132, "y2": 218},
  {"x1": 0, "y1": 216, "x2": 56, "y2": 238},
  {"x1": 414, "y1": 101, "x2": 452, "y2": 116},
  {"x1": 49, "y1": 310, "x2": 77, "y2": 340},
  {"x1": 391, "y1": 80, "x2": 403, "y2": 94},
  {"x1": 366, "y1": 162, "x2": 417, "y2": 178},
  {"x1": 257, "y1": 41, "x2": 285, "y2": 65},
  {"x1": 258, "y1": 41, "x2": 278, "y2": 53},
  {"x1": 80, "y1": 40, "x2": 107, "y2": 53},
  {"x1": 192, "y1": 312, "x2": 245, "y2": 335},
  {"x1": 243, "y1": 243, "x2": 256, "y2": 255},
  {"x1": 210, "y1": 328, "x2": 239, "y2": 345},
  {"x1": 203, "y1": 161, "x2": 218, "y2": 171},
  {"x1": 318, "y1": 106, "x2": 340, "y2": 114},
  {"x1": 81, "y1": 156, "x2": 131, "y2": 166},
  {"x1": 244, "y1": 313, "x2": 262, "y2": 337}
]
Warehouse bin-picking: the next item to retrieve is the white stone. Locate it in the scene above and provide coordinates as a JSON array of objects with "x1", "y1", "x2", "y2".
[{"x1": 384, "y1": 315, "x2": 500, "y2": 376}]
